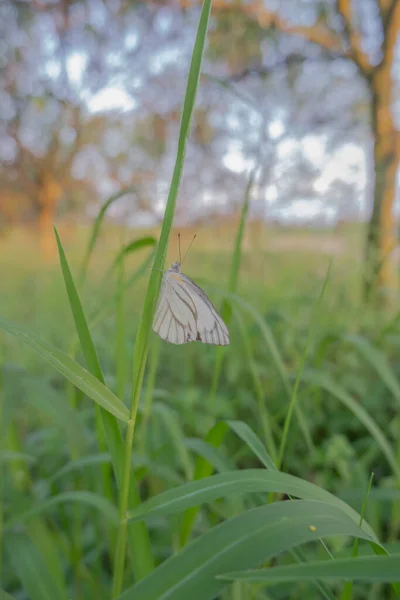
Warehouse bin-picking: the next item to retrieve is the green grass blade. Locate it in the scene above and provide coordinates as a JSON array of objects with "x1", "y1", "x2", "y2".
[
  {"x1": 79, "y1": 186, "x2": 138, "y2": 280},
  {"x1": 233, "y1": 309, "x2": 277, "y2": 461},
  {"x1": 116, "y1": 252, "x2": 127, "y2": 399},
  {"x1": 112, "y1": 1, "x2": 213, "y2": 596},
  {"x1": 220, "y1": 554, "x2": 400, "y2": 584},
  {"x1": 192, "y1": 162, "x2": 259, "y2": 545},
  {"x1": 206, "y1": 287, "x2": 314, "y2": 453},
  {"x1": 128, "y1": 470, "x2": 377, "y2": 539},
  {"x1": 277, "y1": 262, "x2": 331, "y2": 470},
  {"x1": 226, "y1": 420, "x2": 277, "y2": 471},
  {"x1": 54, "y1": 227, "x2": 154, "y2": 579},
  {"x1": 49, "y1": 453, "x2": 111, "y2": 482},
  {"x1": 180, "y1": 172, "x2": 256, "y2": 543},
  {"x1": 7, "y1": 535, "x2": 68, "y2": 600},
  {"x1": 102, "y1": 236, "x2": 156, "y2": 286},
  {"x1": 345, "y1": 333, "x2": 400, "y2": 407},
  {"x1": 303, "y1": 369, "x2": 400, "y2": 481},
  {"x1": 208, "y1": 167, "x2": 257, "y2": 404},
  {"x1": 184, "y1": 438, "x2": 234, "y2": 473},
  {"x1": 5, "y1": 490, "x2": 119, "y2": 529},
  {"x1": 179, "y1": 421, "x2": 229, "y2": 546},
  {"x1": 89, "y1": 247, "x2": 156, "y2": 331},
  {"x1": 340, "y1": 472, "x2": 374, "y2": 600},
  {"x1": 119, "y1": 500, "x2": 374, "y2": 600},
  {"x1": 54, "y1": 227, "x2": 105, "y2": 381},
  {"x1": 0, "y1": 315, "x2": 129, "y2": 422},
  {"x1": 24, "y1": 520, "x2": 65, "y2": 591},
  {"x1": 0, "y1": 451, "x2": 36, "y2": 465},
  {"x1": 139, "y1": 337, "x2": 160, "y2": 453}
]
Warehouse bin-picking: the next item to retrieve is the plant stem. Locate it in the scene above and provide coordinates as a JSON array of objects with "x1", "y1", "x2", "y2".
[
  {"x1": 277, "y1": 263, "x2": 331, "y2": 470},
  {"x1": 111, "y1": 416, "x2": 135, "y2": 598},
  {"x1": 110, "y1": 2, "x2": 212, "y2": 593}
]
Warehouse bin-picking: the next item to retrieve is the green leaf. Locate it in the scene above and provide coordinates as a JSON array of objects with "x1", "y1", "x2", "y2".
[
  {"x1": 103, "y1": 236, "x2": 156, "y2": 284},
  {"x1": 112, "y1": 1, "x2": 214, "y2": 595},
  {"x1": 184, "y1": 438, "x2": 234, "y2": 473},
  {"x1": 54, "y1": 227, "x2": 104, "y2": 381},
  {"x1": 50, "y1": 453, "x2": 111, "y2": 482},
  {"x1": 0, "y1": 315, "x2": 129, "y2": 422},
  {"x1": 303, "y1": 369, "x2": 400, "y2": 480},
  {"x1": 0, "y1": 451, "x2": 36, "y2": 465},
  {"x1": 128, "y1": 469, "x2": 376, "y2": 539},
  {"x1": 179, "y1": 421, "x2": 229, "y2": 546},
  {"x1": 220, "y1": 553, "x2": 400, "y2": 584},
  {"x1": 7, "y1": 535, "x2": 68, "y2": 600},
  {"x1": 5, "y1": 491, "x2": 119, "y2": 530},
  {"x1": 119, "y1": 500, "x2": 374, "y2": 600},
  {"x1": 345, "y1": 334, "x2": 400, "y2": 408},
  {"x1": 25, "y1": 519, "x2": 65, "y2": 591},
  {"x1": 80, "y1": 187, "x2": 138, "y2": 280},
  {"x1": 226, "y1": 420, "x2": 277, "y2": 471},
  {"x1": 54, "y1": 227, "x2": 154, "y2": 579}
]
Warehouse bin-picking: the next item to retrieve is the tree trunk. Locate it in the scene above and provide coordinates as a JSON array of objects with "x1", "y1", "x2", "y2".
[
  {"x1": 37, "y1": 172, "x2": 62, "y2": 260},
  {"x1": 364, "y1": 5, "x2": 400, "y2": 302}
]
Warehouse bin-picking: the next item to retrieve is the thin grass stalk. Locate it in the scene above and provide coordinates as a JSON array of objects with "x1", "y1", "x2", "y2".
[
  {"x1": 116, "y1": 254, "x2": 127, "y2": 400},
  {"x1": 180, "y1": 168, "x2": 262, "y2": 547},
  {"x1": 139, "y1": 337, "x2": 161, "y2": 454},
  {"x1": 209, "y1": 167, "x2": 257, "y2": 406},
  {"x1": 54, "y1": 229, "x2": 153, "y2": 580},
  {"x1": 89, "y1": 249, "x2": 155, "y2": 332},
  {"x1": 61, "y1": 244, "x2": 112, "y2": 506},
  {"x1": 234, "y1": 307, "x2": 277, "y2": 461},
  {"x1": 111, "y1": 2, "x2": 212, "y2": 596},
  {"x1": 79, "y1": 187, "x2": 138, "y2": 284},
  {"x1": 340, "y1": 472, "x2": 374, "y2": 600},
  {"x1": 276, "y1": 263, "x2": 331, "y2": 470}
]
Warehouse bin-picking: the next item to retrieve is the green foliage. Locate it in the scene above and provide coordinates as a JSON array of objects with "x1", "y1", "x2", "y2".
[{"x1": 2, "y1": 2, "x2": 400, "y2": 600}]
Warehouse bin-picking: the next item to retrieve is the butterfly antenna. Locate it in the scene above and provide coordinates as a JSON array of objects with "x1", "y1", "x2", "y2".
[
  {"x1": 181, "y1": 234, "x2": 197, "y2": 266},
  {"x1": 178, "y1": 232, "x2": 182, "y2": 264}
]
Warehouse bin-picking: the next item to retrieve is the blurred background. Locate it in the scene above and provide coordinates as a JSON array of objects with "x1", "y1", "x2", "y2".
[
  {"x1": 2, "y1": 1, "x2": 400, "y2": 598},
  {"x1": 1, "y1": 0, "x2": 398, "y2": 292}
]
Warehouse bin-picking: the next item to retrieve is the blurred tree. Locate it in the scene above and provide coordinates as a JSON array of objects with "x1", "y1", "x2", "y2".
[
  {"x1": 203, "y1": 0, "x2": 400, "y2": 299},
  {"x1": 2, "y1": 0, "x2": 395, "y2": 290}
]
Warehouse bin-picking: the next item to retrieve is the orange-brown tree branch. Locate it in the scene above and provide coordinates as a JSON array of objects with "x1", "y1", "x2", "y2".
[
  {"x1": 182, "y1": 0, "x2": 347, "y2": 54},
  {"x1": 337, "y1": 0, "x2": 373, "y2": 73}
]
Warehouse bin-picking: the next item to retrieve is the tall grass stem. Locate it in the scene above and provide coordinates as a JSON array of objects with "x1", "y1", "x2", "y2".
[{"x1": 111, "y1": 1, "x2": 212, "y2": 595}]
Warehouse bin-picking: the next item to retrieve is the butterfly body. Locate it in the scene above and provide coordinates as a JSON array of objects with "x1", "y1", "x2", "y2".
[{"x1": 152, "y1": 262, "x2": 230, "y2": 345}]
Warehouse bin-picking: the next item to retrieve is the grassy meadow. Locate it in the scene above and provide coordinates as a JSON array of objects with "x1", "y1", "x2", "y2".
[
  {"x1": 2, "y1": 219, "x2": 400, "y2": 599},
  {"x1": 2, "y1": 5, "x2": 400, "y2": 598}
]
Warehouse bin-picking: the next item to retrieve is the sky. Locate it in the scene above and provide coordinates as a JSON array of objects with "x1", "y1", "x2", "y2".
[{"x1": 52, "y1": 21, "x2": 378, "y2": 227}]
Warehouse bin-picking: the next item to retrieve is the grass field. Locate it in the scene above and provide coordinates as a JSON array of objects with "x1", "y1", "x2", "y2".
[
  {"x1": 2, "y1": 6, "x2": 400, "y2": 598},
  {"x1": 2, "y1": 220, "x2": 400, "y2": 600}
]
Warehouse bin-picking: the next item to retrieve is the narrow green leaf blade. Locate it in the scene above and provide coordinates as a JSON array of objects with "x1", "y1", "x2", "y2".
[
  {"x1": 54, "y1": 227, "x2": 104, "y2": 381},
  {"x1": 128, "y1": 469, "x2": 376, "y2": 540},
  {"x1": 119, "y1": 500, "x2": 374, "y2": 600},
  {"x1": 220, "y1": 553, "x2": 400, "y2": 584},
  {"x1": 7, "y1": 535, "x2": 68, "y2": 600},
  {"x1": 0, "y1": 315, "x2": 129, "y2": 422},
  {"x1": 346, "y1": 334, "x2": 400, "y2": 407},
  {"x1": 226, "y1": 420, "x2": 277, "y2": 471},
  {"x1": 5, "y1": 490, "x2": 119, "y2": 530},
  {"x1": 303, "y1": 369, "x2": 400, "y2": 480}
]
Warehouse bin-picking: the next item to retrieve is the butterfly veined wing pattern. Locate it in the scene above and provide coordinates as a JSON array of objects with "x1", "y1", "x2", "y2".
[{"x1": 152, "y1": 262, "x2": 230, "y2": 345}]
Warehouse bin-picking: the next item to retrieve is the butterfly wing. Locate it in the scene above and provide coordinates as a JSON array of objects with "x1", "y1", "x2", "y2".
[
  {"x1": 152, "y1": 270, "x2": 229, "y2": 345},
  {"x1": 179, "y1": 273, "x2": 230, "y2": 345},
  {"x1": 152, "y1": 274, "x2": 197, "y2": 344}
]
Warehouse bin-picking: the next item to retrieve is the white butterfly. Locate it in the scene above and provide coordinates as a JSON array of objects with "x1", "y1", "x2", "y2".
[{"x1": 152, "y1": 261, "x2": 230, "y2": 345}]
